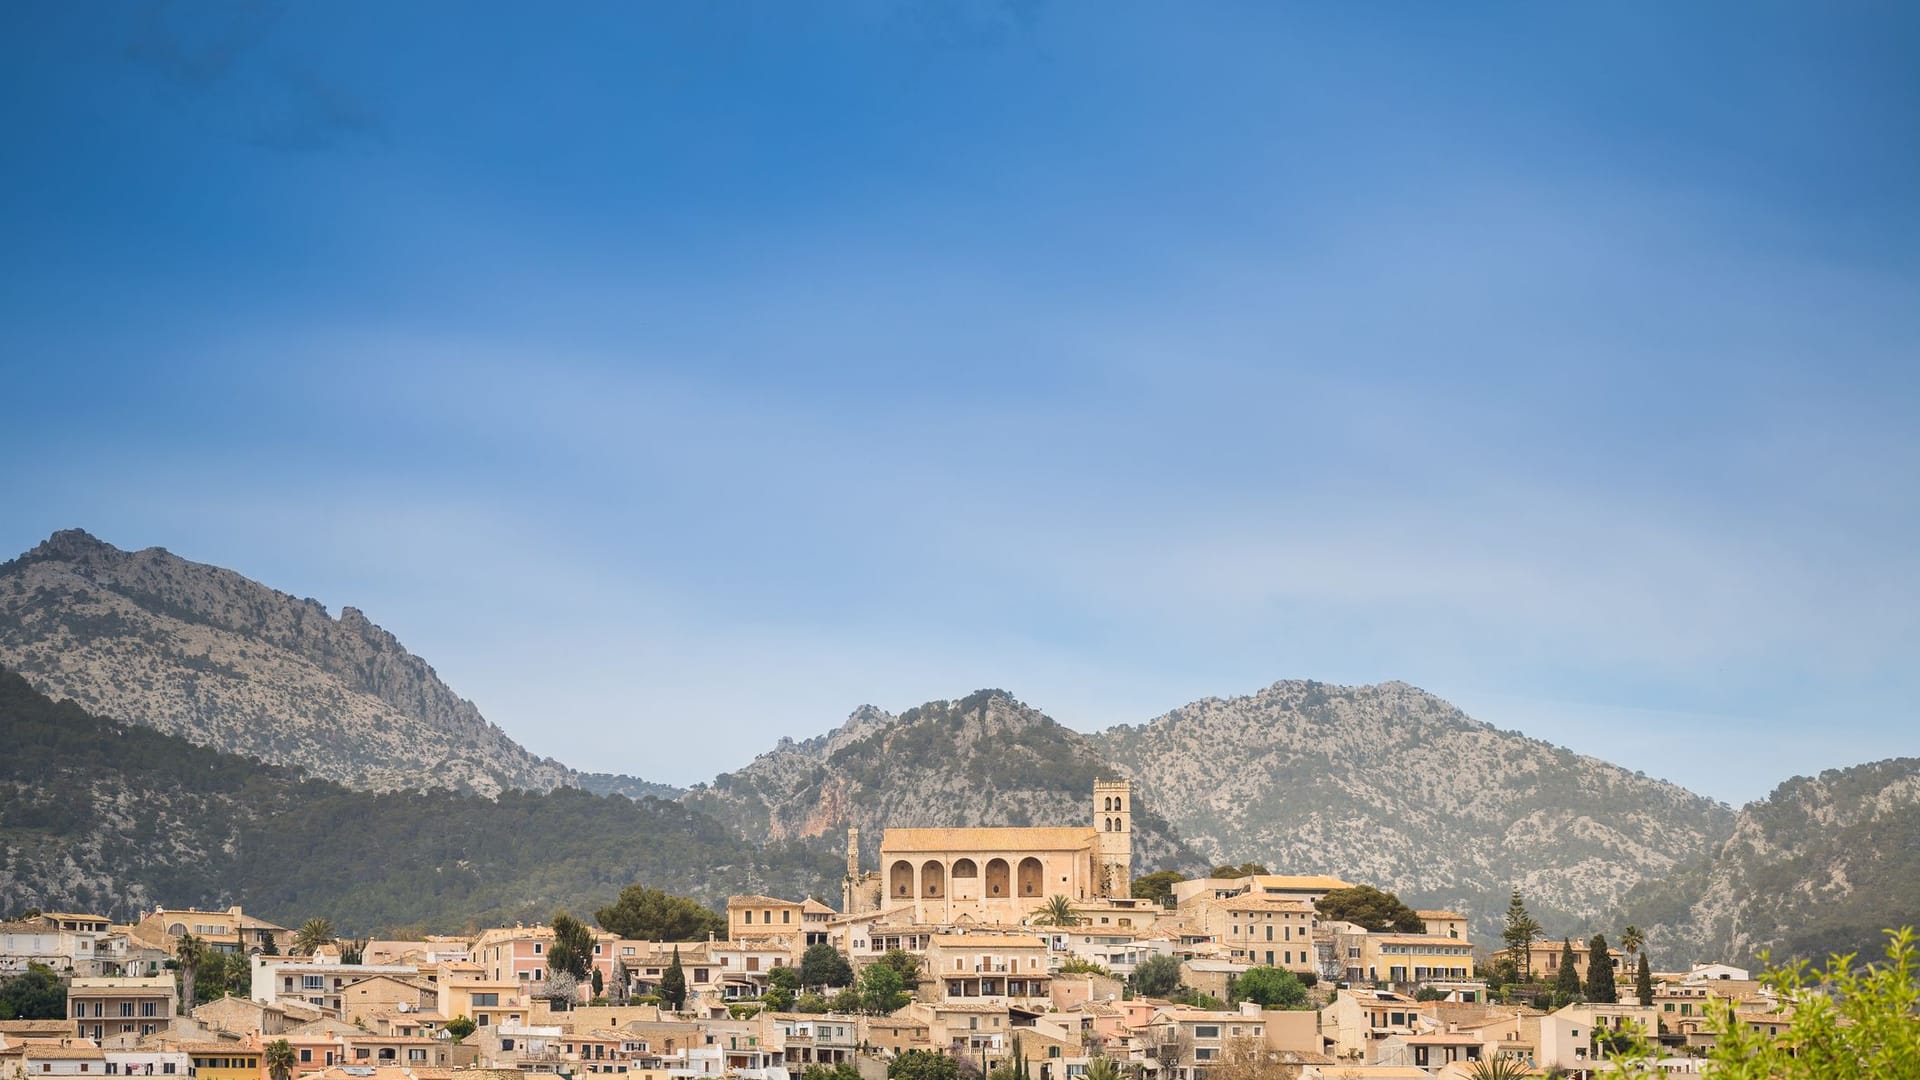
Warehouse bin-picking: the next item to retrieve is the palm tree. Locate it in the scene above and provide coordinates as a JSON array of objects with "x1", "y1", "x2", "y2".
[
  {"x1": 1466, "y1": 1058, "x2": 1534, "y2": 1080},
  {"x1": 293, "y1": 918, "x2": 336, "y2": 956},
  {"x1": 1621, "y1": 925, "x2": 1645, "y2": 972},
  {"x1": 1033, "y1": 896, "x2": 1079, "y2": 927},
  {"x1": 264, "y1": 1040, "x2": 296, "y2": 1080},
  {"x1": 1082, "y1": 1058, "x2": 1122, "y2": 1080},
  {"x1": 173, "y1": 933, "x2": 205, "y2": 1013}
]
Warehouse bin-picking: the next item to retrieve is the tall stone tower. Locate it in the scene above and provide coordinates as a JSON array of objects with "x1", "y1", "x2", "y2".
[
  {"x1": 842, "y1": 827, "x2": 863, "y2": 914},
  {"x1": 1093, "y1": 779, "x2": 1133, "y2": 897}
]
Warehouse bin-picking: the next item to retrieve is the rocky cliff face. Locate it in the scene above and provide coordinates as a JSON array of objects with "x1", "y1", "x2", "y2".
[
  {"x1": 1096, "y1": 680, "x2": 1736, "y2": 940},
  {"x1": 1618, "y1": 757, "x2": 1920, "y2": 965},
  {"x1": 0, "y1": 529, "x2": 572, "y2": 796},
  {"x1": 682, "y1": 689, "x2": 1207, "y2": 873}
]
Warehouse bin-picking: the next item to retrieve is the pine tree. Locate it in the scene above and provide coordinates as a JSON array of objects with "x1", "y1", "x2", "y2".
[
  {"x1": 1585, "y1": 934, "x2": 1618, "y2": 1003},
  {"x1": 1553, "y1": 939, "x2": 1582, "y2": 1004},
  {"x1": 1635, "y1": 951, "x2": 1654, "y2": 1007},
  {"x1": 1501, "y1": 890, "x2": 1542, "y2": 980},
  {"x1": 662, "y1": 946, "x2": 687, "y2": 1010}
]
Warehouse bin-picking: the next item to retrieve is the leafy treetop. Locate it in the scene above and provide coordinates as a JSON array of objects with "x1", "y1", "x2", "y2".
[{"x1": 1314, "y1": 885, "x2": 1425, "y2": 934}]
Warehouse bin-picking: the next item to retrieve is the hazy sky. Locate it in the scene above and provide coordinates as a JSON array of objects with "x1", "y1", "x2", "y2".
[{"x1": 3, "y1": 2, "x2": 1915, "y2": 805}]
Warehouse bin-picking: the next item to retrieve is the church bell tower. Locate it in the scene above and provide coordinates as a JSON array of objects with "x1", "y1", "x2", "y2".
[{"x1": 1093, "y1": 779, "x2": 1133, "y2": 897}]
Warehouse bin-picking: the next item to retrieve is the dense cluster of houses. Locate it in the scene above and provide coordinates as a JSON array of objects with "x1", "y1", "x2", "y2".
[{"x1": 2, "y1": 783, "x2": 1789, "y2": 1080}]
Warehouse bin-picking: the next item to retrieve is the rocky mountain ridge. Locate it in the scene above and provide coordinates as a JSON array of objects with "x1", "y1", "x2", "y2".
[
  {"x1": 682, "y1": 689, "x2": 1207, "y2": 873},
  {"x1": 1617, "y1": 757, "x2": 1920, "y2": 965},
  {"x1": 0, "y1": 529, "x2": 634, "y2": 797},
  {"x1": 1095, "y1": 680, "x2": 1736, "y2": 939},
  {"x1": 7, "y1": 528, "x2": 1913, "y2": 965}
]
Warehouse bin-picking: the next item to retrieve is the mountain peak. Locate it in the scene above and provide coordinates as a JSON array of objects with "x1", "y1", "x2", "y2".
[
  {"x1": 25, "y1": 527, "x2": 120, "y2": 563},
  {"x1": 0, "y1": 529, "x2": 572, "y2": 797}
]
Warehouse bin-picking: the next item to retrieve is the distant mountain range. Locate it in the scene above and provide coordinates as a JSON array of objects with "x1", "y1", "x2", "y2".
[{"x1": 2, "y1": 528, "x2": 1914, "y2": 963}]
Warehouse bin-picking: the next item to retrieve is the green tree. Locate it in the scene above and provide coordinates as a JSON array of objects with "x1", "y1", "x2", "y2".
[
  {"x1": 264, "y1": 1040, "x2": 296, "y2": 1080},
  {"x1": 338, "y1": 937, "x2": 368, "y2": 965},
  {"x1": 1210, "y1": 863, "x2": 1268, "y2": 879},
  {"x1": 859, "y1": 960, "x2": 909, "y2": 1014},
  {"x1": 1314, "y1": 885, "x2": 1425, "y2": 933},
  {"x1": 548, "y1": 911, "x2": 594, "y2": 979},
  {"x1": 1572, "y1": 928, "x2": 1920, "y2": 1078},
  {"x1": 1058, "y1": 957, "x2": 1112, "y2": 977},
  {"x1": 764, "y1": 965, "x2": 799, "y2": 1011},
  {"x1": 1131, "y1": 870, "x2": 1186, "y2": 908},
  {"x1": 1465, "y1": 1058, "x2": 1534, "y2": 1080},
  {"x1": 1552, "y1": 939, "x2": 1582, "y2": 1005},
  {"x1": 661, "y1": 946, "x2": 687, "y2": 1010},
  {"x1": 293, "y1": 918, "x2": 336, "y2": 956},
  {"x1": 1083, "y1": 1060, "x2": 1122, "y2": 1080},
  {"x1": 1033, "y1": 895, "x2": 1079, "y2": 926},
  {"x1": 1585, "y1": 934, "x2": 1617, "y2": 1003},
  {"x1": 800, "y1": 942, "x2": 854, "y2": 988},
  {"x1": 1231, "y1": 966, "x2": 1306, "y2": 1008},
  {"x1": 875, "y1": 949, "x2": 922, "y2": 989},
  {"x1": 591, "y1": 968, "x2": 604, "y2": 997},
  {"x1": 1620, "y1": 925, "x2": 1644, "y2": 965},
  {"x1": 173, "y1": 933, "x2": 206, "y2": 1014},
  {"x1": 1634, "y1": 952, "x2": 1653, "y2": 1007},
  {"x1": 1501, "y1": 891, "x2": 1541, "y2": 980},
  {"x1": 595, "y1": 884, "x2": 726, "y2": 942},
  {"x1": 827, "y1": 987, "x2": 863, "y2": 1013},
  {"x1": 804, "y1": 1066, "x2": 863, "y2": 1080},
  {"x1": 444, "y1": 1016, "x2": 476, "y2": 1044},
  {"x1": 889, "y1": 1050, "x2": 960, "y2": 1080},
  {"x1": 1131, "y1": 954, "x2": 1181, "y2": 997},
  {"x1": 0, "y1": 963, "x2": 66, "y2": 1020},
  {"x1": 793, "y1": 991, "x2": 828, "y2": 1014}
]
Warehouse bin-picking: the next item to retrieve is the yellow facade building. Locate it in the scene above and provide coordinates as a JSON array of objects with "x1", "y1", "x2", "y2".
[{"x1": 846, "y1": 781, "x2": 1135, "y2": 925}]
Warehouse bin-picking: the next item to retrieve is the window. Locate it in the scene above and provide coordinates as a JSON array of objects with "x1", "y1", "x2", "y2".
[
  {"x1": 1195, "y1": 1027, "x2": 1219, "y2": 1039},
  {"x1": 533, "y1": 943, "x2": 543, "y2": 954},
  {"x1": 300, "y1": 1052, "x2": 311, "y2": 1063}
]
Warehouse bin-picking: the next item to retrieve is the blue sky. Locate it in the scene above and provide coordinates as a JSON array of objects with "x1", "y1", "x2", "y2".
[{"x1": 3, "y1": 2, "x2": 1915, "y2": 805}]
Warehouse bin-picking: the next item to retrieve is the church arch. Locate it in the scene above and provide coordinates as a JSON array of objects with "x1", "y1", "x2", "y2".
[
  {"x1": 890, "y1": 860, "x2": 914, "y2": 898},
  {"x1": 921, "y1": 860, "x2": 946, "y2": 897},
  {"x1": 951, "y1": 858, "x2": 978, "y2": 878},
  {"x1": 986, "y1": 858, "x2": 1011, "y2": 897},
  {"x1": 1017, "y1": 856, "x2": 1044, "y2": 897}
]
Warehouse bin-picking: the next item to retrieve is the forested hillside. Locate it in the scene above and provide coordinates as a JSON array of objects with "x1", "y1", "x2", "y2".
[
  {"x1": 0, "y1": 670, "x2": 837, "y2": 931},
  {"x1": 1616, "y1": 757, "x2": 1920, "y2": 966}
]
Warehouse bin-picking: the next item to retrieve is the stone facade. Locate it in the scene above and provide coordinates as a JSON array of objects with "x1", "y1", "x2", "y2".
[{"x1": 845, "y1": 782, "x2": 1134, "y2": 924}]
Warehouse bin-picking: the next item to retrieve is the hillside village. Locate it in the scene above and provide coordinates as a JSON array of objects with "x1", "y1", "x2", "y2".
[{"x1": 2, "y1": 783, "x2": 1797, "y2": 1080}]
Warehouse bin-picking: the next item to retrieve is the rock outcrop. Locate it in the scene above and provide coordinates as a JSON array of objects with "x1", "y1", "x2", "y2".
[{"x1": 0, "y1": 529, "x2": 573, "y2": 795}]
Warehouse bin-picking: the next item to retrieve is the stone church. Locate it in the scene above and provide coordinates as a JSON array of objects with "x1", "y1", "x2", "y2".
[{"x1": 843, "y1": 780, "x2": 1134, "y2": 924}]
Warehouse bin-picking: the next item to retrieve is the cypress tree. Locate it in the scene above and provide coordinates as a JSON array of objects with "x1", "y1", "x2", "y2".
[
  {"x1": 1501, "y1": 890, "x2": 1542, "y2": 980},
  {"x1": 1635, "y1": 951, "x2": 1654, "y2": 1007},
  {"x1": 662, "y1": 946, "x2": 687, "y2": 1010},
  {"x1": 1585, "y1": 934, "x2": 1617, "y2": 1003},
  {"x1": 1553, "y1": 939, "x2": 1582, "y2": 1004}
]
